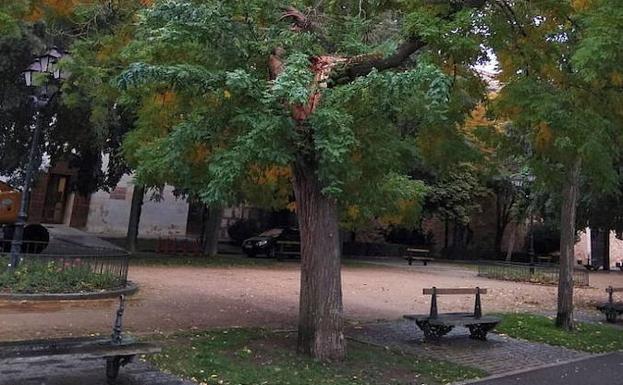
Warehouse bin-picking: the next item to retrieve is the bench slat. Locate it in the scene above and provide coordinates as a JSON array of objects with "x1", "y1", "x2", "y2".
[
  {"x1": 403, "y1": 314, "x2": 500, "y2": 326},
  {"x1": 423, "y1": 288, "x2": 488, "y2": 295},
  {"x1": 0, "y1": 338, "x2": 160, "y2": 361}
]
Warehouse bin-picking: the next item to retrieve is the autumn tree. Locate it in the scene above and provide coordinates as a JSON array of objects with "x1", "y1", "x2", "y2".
[
  {"x1": 488, "y1": 0, "x2": 623, "y2": 330},
  {"x1": 116, "y1": 0, "x2": 490, "y2": 360},
  {"x1": 0, "y1": 0, "x2": 127, "y2": 194}
]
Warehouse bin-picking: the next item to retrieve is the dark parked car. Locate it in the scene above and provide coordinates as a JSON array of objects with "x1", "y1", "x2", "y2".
[{"x1": 242, "y1": 227, "x2": 300, "y2": 258}]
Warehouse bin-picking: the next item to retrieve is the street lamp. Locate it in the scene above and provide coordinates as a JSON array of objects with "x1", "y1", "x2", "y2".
[
  {"x1": 510, "y1": 172, "x2": 536, "y2": 266},
  {"x1": 8, "y1": 48, "x2": 68, "y2": 270}
]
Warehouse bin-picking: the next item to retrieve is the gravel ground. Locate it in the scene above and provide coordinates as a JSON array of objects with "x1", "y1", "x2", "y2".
[{"x1": 0, "y1": 261, "x2": 621, "y2": 341}]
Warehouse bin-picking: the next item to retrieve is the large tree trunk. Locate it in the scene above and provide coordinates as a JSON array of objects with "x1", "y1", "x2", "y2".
[
  {"x1": 201, "y1": 205, "x2": 223, "y2": 257},
  {"x1": 293, "y1": 157, "x2": 345, "y2": 361},
  {"x1": 556, "y1": 159, "x2": 581, "y2": 330},
  {"x1": 126, "y1": 184, "x2": 145, "y2": 253}
]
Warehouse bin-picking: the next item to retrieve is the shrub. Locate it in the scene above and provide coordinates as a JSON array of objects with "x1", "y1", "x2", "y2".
[{"x1": 0, "y1": 256, "x2": 122, "y2": 294}]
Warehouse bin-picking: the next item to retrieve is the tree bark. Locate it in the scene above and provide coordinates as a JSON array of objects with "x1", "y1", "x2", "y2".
[
  {"x1": 126, "y1": 184, "x2": 145, "y2": 253},
  {"x1": 505, "y1": 224, "x2": 516, "y2": 262},
  {"x1": 495, "y1": 196, "x2": 509, "y2": 257},
  {"x1": 202, "y1": 205, "x2": 223, "y2": 257},
  {"x1": 556, "y1": 158, "x2": 581, "y2": 330},
  {"x1": 293, "y1": 157, "x2": 345, "y2": 361}
]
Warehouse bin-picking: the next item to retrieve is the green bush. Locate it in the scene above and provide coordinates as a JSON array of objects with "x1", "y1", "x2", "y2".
[{"x1": 0, "y1": 256, "x2": 123, "y2": 294}]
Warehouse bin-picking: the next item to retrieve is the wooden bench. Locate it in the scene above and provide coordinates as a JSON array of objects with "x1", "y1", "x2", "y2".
[
  {"x1": 404, "y1": 248, "x2": 432, "y2": 266},
  {"x1": 584, "y1": 264, "x2": 601, "y2": 271},
  {"x1": 0, "y1": 296, "x2": 160, "y2": 384},
  {"x1": 404, "y1": 287, "x2": 500, "y2": 340},
  {"x1": 597, "y1": 286, "x2": 623, "y2": 323},
  {"x1": 275, "y1": 240, "x2": 300, "y2": 260}
]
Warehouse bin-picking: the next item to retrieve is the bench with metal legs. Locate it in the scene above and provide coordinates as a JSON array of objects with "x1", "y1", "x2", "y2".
[
  {"x1": 404, "y1": 287, "x2": 501, "y2": 341},
  {"x1": 0, "y1": 295, "x2": 161, "y2": 384}
]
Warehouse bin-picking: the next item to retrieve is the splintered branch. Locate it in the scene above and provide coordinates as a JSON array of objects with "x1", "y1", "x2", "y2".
[
  {"x1": 280, "y1": 0, "x2": 490, "y2": 86},
  {"x1": 328, "y1": 39, "x2": 426, "y2": 86}
]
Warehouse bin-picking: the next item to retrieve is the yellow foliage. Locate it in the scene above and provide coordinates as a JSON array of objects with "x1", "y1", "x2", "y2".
[
  {"x1": 571, "y1": 0, "x2": 593, "y2": 11},
  {"x1": 95, "y1": 29, "x2": 133, "y2": 63},
  {"x1": 611, "y1": 72, "x2": 623, "y2": 87},
  {"x1": 137, "y1": 90, "x2": 183, "y2": 135},
  {"x1": 188, "y1": 143, "x2": 210, "y2": 165},
  {"x1": 25, "y1": 0, "x2": 88, "y2": 21},
  {"x1": 463, "y1": 103, "x2": 492, "y2": 130},
  {"x1": 380, "y1": 200, "x2": 416, "y2": 226},
  {"x1": 248, "y1": 165, "x2": 291, "y2": 185},
  {"x1": 286, "y1": 201, "x2": 297, "y2": 212},
  {"x1": 535, "y1": 121, "x2": 554, "y2": 152},
  {"x1": 346, "y1": 205, "x2": 360, "y2": 221},
  {"x1": 156, "y1": 90, "x2": 177, "y2": 106}
]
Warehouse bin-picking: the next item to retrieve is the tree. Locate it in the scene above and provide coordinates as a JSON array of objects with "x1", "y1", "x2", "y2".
[
  {"x1": 488, "y1": 0, "x2": 623, "y2": 330},
  {"x1": 117, "y1": 0, "x2": 490, "y2": 360},
  {"x1": 0, "y1": 1, "x2": 133, "y2": 194}
]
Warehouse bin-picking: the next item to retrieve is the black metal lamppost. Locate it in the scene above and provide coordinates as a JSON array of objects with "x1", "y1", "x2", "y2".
[{"x1": 8, "y1": 48, "x2": 68, "y2": 270}]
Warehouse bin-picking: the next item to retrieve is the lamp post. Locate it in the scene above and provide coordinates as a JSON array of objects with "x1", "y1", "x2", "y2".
[
  {"x1": 511, "y1": 173, "x2": 536, "y2": 268},
  {"x1": 8, "y1": 48, "x2": 67, "y2": 270}
]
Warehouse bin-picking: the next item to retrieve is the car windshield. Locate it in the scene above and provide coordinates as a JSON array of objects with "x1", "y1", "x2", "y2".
[{"x1": 259, "y1": 228, "x2": 283, "y2": 237}]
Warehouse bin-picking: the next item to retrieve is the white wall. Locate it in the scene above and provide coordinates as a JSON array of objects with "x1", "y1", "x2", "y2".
[
  {"x1": 575, "y1": 228, "x2": 623, "y2": 268},
  {"x1": 85, "y1": 174, "x2": 189, "y2": 237}
]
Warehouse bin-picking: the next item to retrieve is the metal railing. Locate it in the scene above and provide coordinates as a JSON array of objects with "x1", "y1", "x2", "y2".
[
  {"x1": 478, "y1": 262, "x2": 589, "y2": 287},
  {"x1": 0, "y1": 238, "x2": 129, "y2": 285}
]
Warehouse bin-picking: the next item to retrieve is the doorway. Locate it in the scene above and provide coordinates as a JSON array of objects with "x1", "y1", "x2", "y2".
[{"x1": 42, "y1": 174, "x2": 70, "y2": 224}]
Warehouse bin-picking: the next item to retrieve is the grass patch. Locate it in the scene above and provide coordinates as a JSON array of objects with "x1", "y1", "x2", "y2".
[
  {"x1": 497, "y1": 313, "x2": 623, "y2": 353},
  {"x1": 0, "y1": 256, "x2": 122, "y2": 293},
  {"x1": 148, "y1": 329, "x2": 485, "y2": 385}
]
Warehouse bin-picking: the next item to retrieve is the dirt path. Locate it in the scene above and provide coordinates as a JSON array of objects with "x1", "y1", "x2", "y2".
[{"x1": 0, "y1": 262, "x2": 620, "y2": 341}]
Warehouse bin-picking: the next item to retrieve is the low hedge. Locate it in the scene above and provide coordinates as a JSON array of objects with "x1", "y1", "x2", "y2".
[{"x1": 0, "y1": 257, "x2": 123, "y2": 294}]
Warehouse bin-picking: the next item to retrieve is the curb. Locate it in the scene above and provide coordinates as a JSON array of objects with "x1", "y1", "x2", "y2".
[
  {"x1": 0, "y1": 281, "x2": 139, "y2": 301},
  {"x1": 451, "y1": 351, "x2": 612, "y2": 385}
]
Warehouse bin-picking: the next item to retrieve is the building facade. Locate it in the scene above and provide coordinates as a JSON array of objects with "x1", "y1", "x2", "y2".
[{"x1": 24, "y1": 162, "x2": 253, "y2": 240}]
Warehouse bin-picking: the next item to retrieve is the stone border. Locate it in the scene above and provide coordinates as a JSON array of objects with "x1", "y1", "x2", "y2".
[{"x1": 0, "y1": 281, "x2": 138, "y2": 301}]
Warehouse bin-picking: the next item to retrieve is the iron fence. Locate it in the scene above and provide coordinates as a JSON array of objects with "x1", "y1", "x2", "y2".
[
  {"x1": 0, "y1": 238, "x2": 129, "y2": 285},
  {"x1": 478, "y1": 262, "x2": 589, "y2": 287}
]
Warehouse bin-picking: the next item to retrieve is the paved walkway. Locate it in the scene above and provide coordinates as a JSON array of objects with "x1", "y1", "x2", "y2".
[
  {"x1": 348, "y1": 320, "x2": 590, "y2": 375},
  {"x1": 462, "y1": 352, "x2": 623, "y2": 385},
  {"x1": 0, "y1": 356, "x2": 193, "y2": 385}
]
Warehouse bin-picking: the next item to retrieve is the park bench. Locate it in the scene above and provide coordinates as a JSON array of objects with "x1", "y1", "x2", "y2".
[
  {"x1": 275, "y1": 240, "x2": 301, "y2": 260},
  {"x1": 404, "y1": 287, "x2": 500, "y2": 340},
  {"x1": 584, "y1": 264, "x2": 601, "y2": 271},
  {"x1": 0, "y1": 295, "x2": 160, "y2": 384},
  {"x1": 597, "y1": 286, "x2": 623, "y2": 323},
  {"x1": 404, "y1": 248, "x2": 432, "y2": 266}
]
